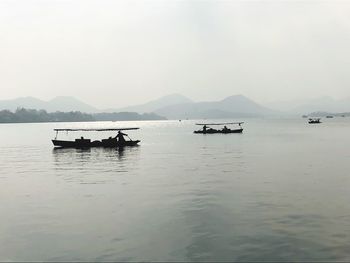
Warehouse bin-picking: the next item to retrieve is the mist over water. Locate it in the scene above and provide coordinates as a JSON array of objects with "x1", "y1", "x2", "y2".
[{"x1": 1, "y1": 119, "x2": 350, "y2": 261}]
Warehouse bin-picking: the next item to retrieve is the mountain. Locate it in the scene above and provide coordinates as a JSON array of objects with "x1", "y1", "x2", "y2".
[
  {"x1": 0, "y1": 108, "x2": 166, "y2": 123},
  {"x1": 0, "y1": 97, "x2": 47, "y2": 111},
  {"x1": 45, "y1": 96, "x2": 98, "y2": 112},
  {"x1": 0, "y1": 94, "x2": 280, "y2": 119},
  {"x1": 154, "y1": 95, "x2": 279, "y2": 119},
  {"x1": 106, "y1": 93, "x2": 193, "y2": 113},
  {"x1": 0, "y1": 96, "x2": 98, "y2": 113}
]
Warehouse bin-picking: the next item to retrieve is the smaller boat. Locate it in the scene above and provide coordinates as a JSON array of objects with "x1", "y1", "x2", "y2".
[
  {"x1": 194, "y1": 122, "x2": 244, "y2": 134},
  {"x1": 302, "y1": 115, "x2": 308, "y2": 118},
  {"x1": 52, "y1": 128, "x2": 140, "y2": 148},
  {"x1": 308, "y1": 118, "x2": 321, "y2": 124},
  {"x1": 326, "y1": 115, "x2": 334, "y2": 118}
]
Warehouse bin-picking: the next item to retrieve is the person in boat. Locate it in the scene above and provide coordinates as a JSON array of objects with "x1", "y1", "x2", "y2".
[
  {"x1": 203, "y1": 125, "x2": 207, "y2": 133},
  {"x1": 116, "y1": 130, "x2": 128, "y2": 143},
  {"x1": 222, "y1": 125, "x2": 229, "y2": 132},
  {"x1": 107, "y1": 136, "x2": 116, "y2": 142}
]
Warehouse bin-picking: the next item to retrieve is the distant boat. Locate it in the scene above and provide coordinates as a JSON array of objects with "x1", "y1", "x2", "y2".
[
  {"x1": 326, "y1": 115, "x2": 334, "y2": 118},
  {"x1": 308, "y1": 118, "x2": 321, "y2": 124},
  {"x1": 194, "y1": 122, "x2": 244, "y2": 134},
  {"x1": 302, "y1": 115, "x2": 308, "y2": 118},
  {"x1": 52, "y1": 128, "x2": 140, "y2": 148}
]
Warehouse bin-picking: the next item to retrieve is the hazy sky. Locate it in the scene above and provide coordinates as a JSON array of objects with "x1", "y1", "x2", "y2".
[{"x1": 1, "y1": 0, "x2": 350, "y2": 108}]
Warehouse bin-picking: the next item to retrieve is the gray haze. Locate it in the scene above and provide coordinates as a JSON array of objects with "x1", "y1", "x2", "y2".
[{"x1": 1, "y1": 0, "x2": 350, "y2": 108}]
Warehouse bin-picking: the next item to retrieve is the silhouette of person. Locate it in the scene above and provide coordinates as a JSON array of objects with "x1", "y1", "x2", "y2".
[
  {"x1": 203, "y1": 125, "x2": 207, "y2": 133},
  {"x1": 116, "y1": 130, "x2": 127, "y2": 143}
]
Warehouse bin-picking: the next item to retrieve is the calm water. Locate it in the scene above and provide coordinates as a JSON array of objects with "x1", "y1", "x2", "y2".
[{"x1": 1, "y1": 118, "x2": 350, "y2": 261}]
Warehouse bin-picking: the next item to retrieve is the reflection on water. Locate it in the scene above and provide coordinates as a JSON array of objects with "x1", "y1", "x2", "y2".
[{"x1": 52, "y1": 147, "x2": 140, "y2": 184}]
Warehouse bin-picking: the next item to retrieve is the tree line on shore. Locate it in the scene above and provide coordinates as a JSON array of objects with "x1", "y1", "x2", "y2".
[{"x1": 0, "y1": 108, "x2": 166, "y2": 123}]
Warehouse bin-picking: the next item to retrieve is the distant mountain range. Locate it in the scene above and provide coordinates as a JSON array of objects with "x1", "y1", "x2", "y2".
[
  {"x1": 0, "y1": 108, "x2": 166, "y2": 123},
  {"x1": 106, "y1": 93, "x2": 193, "y2": 113},
  {"x1": 107, "y1": 94, "x2": 279, "y2": 118},
  {"x1": 2, "y1": 94, "x2": 349, "y2": 120},
  {"x1": 0, "y1": 96, "x2": 98, "y2": 113},
  {"x1": 0, "y1": 94, "x2": 279, "y2": 119},
  {"x1": 153, "y1": 95, "x2": 279, "y2": 119}
]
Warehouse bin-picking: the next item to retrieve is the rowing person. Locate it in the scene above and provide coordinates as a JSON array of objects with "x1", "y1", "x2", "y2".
[
  {"x1": 116, "y1": 130, "x2": 128, "y2": 143},
  {"x1": 203, "y1": 125, "x2": 207, "y2": 133}
]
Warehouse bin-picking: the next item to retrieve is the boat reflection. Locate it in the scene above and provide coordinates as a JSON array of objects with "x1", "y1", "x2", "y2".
[{"x1": 52, "y1": 146, "x2": 140, "y2": 184}]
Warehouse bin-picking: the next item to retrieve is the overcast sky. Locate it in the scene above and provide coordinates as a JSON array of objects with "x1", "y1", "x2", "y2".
[{"x1": 1, "y1": 0, "x2": 350, "y2": 108}]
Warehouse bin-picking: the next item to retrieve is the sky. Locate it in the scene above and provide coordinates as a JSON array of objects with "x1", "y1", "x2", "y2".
[{"x1": 1, "y1": 0, "x2": 350, "y2": 108}]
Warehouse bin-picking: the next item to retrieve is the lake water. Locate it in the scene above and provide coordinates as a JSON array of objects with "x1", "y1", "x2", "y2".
[{"x1": 1, "y1": 118, "x2": 350, "y2": 261}]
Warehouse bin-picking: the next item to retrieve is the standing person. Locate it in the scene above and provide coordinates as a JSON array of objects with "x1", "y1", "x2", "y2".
[
  {"x1": 116, "y1": 130, "x2": 127, "y2": 143},
  {"x1": 203, "y1": 125, "x2": 207, "y2": 133}
]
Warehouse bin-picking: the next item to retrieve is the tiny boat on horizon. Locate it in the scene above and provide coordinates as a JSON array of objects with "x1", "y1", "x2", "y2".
[{"x1": 308, "y1": 118, "x2": 321, "y2": 124}]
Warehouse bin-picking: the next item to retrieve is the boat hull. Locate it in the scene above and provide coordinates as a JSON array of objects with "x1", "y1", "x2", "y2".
[
  {"x1": 194, "y1": 128, "x2": 243, "y2": 134},
  {"x1": 52, "y1": 139, "x2": 140, "y2": 148},
  {"x1": 308, "y1": 121, "x2": 322, "y2": 124}
]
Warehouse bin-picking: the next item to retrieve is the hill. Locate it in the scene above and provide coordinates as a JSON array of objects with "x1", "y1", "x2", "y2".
[
  {"x1": 107, "y1": 93, "x2": 193, "y2": 113},
  {"x1": 0, "y1": 94, "x2": 281, "y2": 120},
  {"x1": 0, "y1": 96, "x2": 98, "y2": 113},
  {"x1": 0, "y1": 108, "x2": 166, "y2": 123},
  {"x1": 154, "y1": 95, "x2": 279, "y2": 119}
]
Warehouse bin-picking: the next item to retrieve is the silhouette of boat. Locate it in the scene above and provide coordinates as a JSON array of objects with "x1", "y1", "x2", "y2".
[
  {"x1": 308, "y1": 118, "x2": 321, "y2": 124},
  {"x1": 326, "y1": 115, "x2": 334, "y2": 118},
  {"x1": 194, "y1": 122, "x2": 244, "y2": 134},
  {"x1": 52, "y1": 128, "x2": 140, "y2": 148}
]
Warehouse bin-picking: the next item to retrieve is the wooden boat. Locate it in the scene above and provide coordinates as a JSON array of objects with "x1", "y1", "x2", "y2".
[
  {"x1": 194, "y1": 122, "x2": 244, "y2": 134},
  {"x1": 52, "y1": 128, "x2": 140, "y2": 148},
  {"x1": 308, "y1": 118, "x2": 321, "y2": 124}
]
